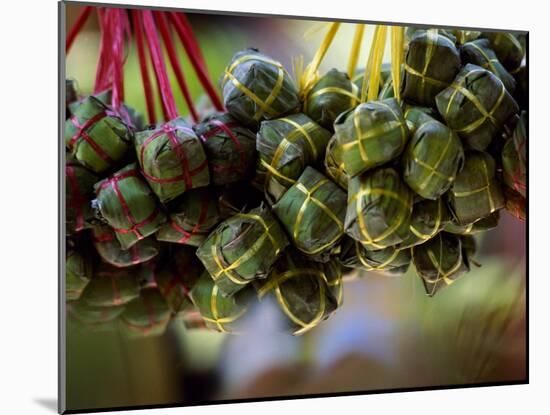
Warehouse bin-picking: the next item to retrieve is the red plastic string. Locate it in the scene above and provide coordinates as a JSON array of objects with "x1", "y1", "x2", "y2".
[
  {"x1": 177, "y1": 14, "x2": 207, "y2": 71},
  {"x1": 155, "y1": 11, "x2": 199, "y2": 123},
  {"x1": 142, "y1": 10, "x2": 179, "y2": 121},
  {"x1": 110, "y1": 8, "x2": 126, "y2": 109},
  {"x1": 169, "y1": 12, "x2": 224, "y2": 111},
  {"x1": 94, "y1": 8, "x2": 114, "y2": 94},
  {"x1": 132, "y1": 10, "x2": 157, "y2": 124},
  {"x1": 66, "y1": 6, "x2": 93, "y2": 53}
]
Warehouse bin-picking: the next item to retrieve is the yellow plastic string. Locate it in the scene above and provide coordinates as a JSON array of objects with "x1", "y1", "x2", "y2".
[
  {"x1": 367, "y1": 26, "x2": 388, "y2": 102},
  {"x1": 347, "y1": 24, "x2": 365, "y2": 78},
  {"x1": 391, "y1": 26, "x2": 405, "y2": 101}
]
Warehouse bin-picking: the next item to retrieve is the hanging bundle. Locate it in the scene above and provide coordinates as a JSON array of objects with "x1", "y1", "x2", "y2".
[
  {"x1": 80, "y1": 262, "x2": 141, "y2": 307},
  {"x1": 324, "y1": 134, "x2": 348, "y2": 189},
  {"x1": 66, "y1": 153, "x2": 98, "y2": 234},
  {"x1": 120, "y1": 287, "x2": 172, "y2": 338},
  {"x1": 398, "y1": 198, "x2": 452, "y2": 249},
  {"x1": 339, "y1": 237, "x2": 411, "y2": 275},
  {"x1": 502, "y1": 111, "x2": 526, "y2": 198},
  {"x1": 66, "y1": 249, "x2": 92, "y2": 301},
  {"x1": 480, "y1": 32, "x2": 524, "y2": 74}
]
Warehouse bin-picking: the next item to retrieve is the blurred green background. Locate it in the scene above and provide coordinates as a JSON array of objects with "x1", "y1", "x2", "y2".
[{"x1": 65, "y1": 4, "x2": 526, "y2": 412}]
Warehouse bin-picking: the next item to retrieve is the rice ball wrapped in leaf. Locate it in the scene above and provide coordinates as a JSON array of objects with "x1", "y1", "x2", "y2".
[
  {"x1": 443, "y1": 211, "x2": 500, "y2": 235},
  {"x1": 402, "y1": 29, "x2": 461, "y2": 106},
  {"x1": 448, "y1": 151, "x2": 504, "y2": 225},
  {"x1": 222, "y1": 48, "x2": 300, "y2": 127},
  {"x1": 402, "y1": 111, "x2": 464, "y2": 199},
  {"x1": 155, "y1": 245, "x2": 203, "y2": 317},
  {"x1": 193, "y1": 113, "x2": 257, "y2": 185},
  {"x1": 65, "y1": 96, "x2": 132, "y2": 173},
  {"x1": 156, "y1": 188, "x2": 220, "y2": 246},
  {"x1": 398, "y1": 198, "x2": 452, "y2": 249},
  {"x1": 324, "y1": 134, "x2": 348, "y2": 189},
  {"x1": 273, "y1": 167, "x2": 346, "y2": 260},
  {"x1": 480, "y1": 32, "x2": 524, "y2": 74},
  {"x1": 502, "y1": 111, "x2": 526, "y2": 197},
  {"x1": 403, "y1": 105, "x2": 438, "y2": 134},
  {"x1": 412, "y1": 232, "x2": 470, "y2": 296},
  {"x1": 120, "y1": 287, "x2": 172, "y2": 338},
  {"x1": 255, "y1": 250, "x2": 342, "y2": 335},
  {"x1": 80, "y1": 262, "x2": 140, "y2": 307},
  {"x1": 461, "y1": 39, "x2": 516, "y2": 94},
  {"x1": 135, "y1": 117, "x2": 209, "y2": 203},
  {"x1": 66, "y1": 249, "x2": 92, "y2": 301},
  {"x1": 435, "y1": 64, "x2": 519, "y2": 151},
  {"x1": 67, "y1": 300, "x2": 125, "y2": 330},
  {"x1": 66, "y1": 154, "x2": 98, "y2": 234},
  {"x1": 503, "y1": 187, "x2": 526, "y2": 221},
  {"x1": 190, "y1": 271, "x2": 255, "y2": 333},
  {"x1": 255, "y1": 113, "x2": 331, "y2": 204},
  {"x1": 345, "y1": 167, "x2": 413, "y2": 250},
  {"x1": 333, "y1": 98, "x2": 409, "y2": 177},
  {"x1": 303, "y1": 68, "x2": 360, "y2": 130},
  {"x1": 93, "y1": 163, "x2": 167, "y2": 250},
  {"x1": 92, "y1": 225, "x2": 160, "y2": 268},
  {"x1": 196, "y1": 204, "x2": 289, "y2": 297},
  {"x1": 339, "y1": 237, "x2": 411, "y2": 274},
  {"x1": 405, "y1": 27, "x2": 457, "y2": 44},
  {"x1": 452, "y1": 30, "x2": 481, "y2": 45}
]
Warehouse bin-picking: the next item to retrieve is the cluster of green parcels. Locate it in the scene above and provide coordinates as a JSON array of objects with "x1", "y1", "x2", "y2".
[{"x1": 65, "y1": 28, "x2": 527, "y2": 337}]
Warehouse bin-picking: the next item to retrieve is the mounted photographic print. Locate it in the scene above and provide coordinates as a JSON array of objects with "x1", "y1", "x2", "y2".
[{"x1": 60, "y1": 1, "x2": 528, "y2": 413}]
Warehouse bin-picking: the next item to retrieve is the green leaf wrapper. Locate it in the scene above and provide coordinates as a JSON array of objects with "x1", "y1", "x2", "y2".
[
  {"x1": 412, "y1": 232, "x2": 470, "y2": 296},
  {"x1": 502, "y1": 111, "x2": 526, "y2": 198},
  {"x1": 65, "y1": 96, "x2": 132, "y2": 173},
  {"x1": 481, "y1": 32, "x2": 524, "y2": 74},
  {"x1": 398, "y1": 198, "x2": 452, "y2": 249},
  {"x1": 66, "y1": 249, "x2": 92, "y2": 301},
  {"x1": 461, "y1": 39, "x2": 516, "y2": 94},
  {"x1": 119, "y1": 287, "x2": 172, "y2": 338},
  {"x1": 92, "y1": 225, "x2": 160, "y2": 268},
  {"x1": 324, "y1": 134, "x2": 348, "y2": 189},
  {"x1": 339, "y1": 237, "x2": 411, "y2": 274},
  {"x1": 193, "y1": 113, "x2": 257, "y2": 185},
  {"x1": 304, "y1": 68, "x2": 360, "y2": 129},
  {"x1": 255, "y1": 250, "x2": 342, "y2": 335},
  {"x1": 80, "y1": 262, "x2": 140, "y2": 307},
  {"x1": 156, "y1": 188, "x2": 220, "y2": 246},
  {"x1": 93, "y1": 163, "x2": 167, "y2": 250},
  {"x1": 67, "y1": 300, "x2": 125, "y2": 330},
  {"x1": 402, "y1": 30, "x2": 461, "y2": 106},
  {"x1": 66, "y1": 155, "x2": 98, "y2": 234},
  {"x1": 405, "y1": 27, "x2": 457, "y2": 44},
  {"x1": 273, "y1": 166, "x2": 346, "y2": 260},
  {"x1": 190, "y1": 271, "x2": 255, "y2": 333},
  {"x1": 217, "y1": 182, "x2": 264, "y2": 220},
  {"x1": 503, "y1": 187, "x2": 526, "y2": 221},
  {"x1": 448, "y1": 151, "x2": 504, "y2": 225},
  {"x1": 221, "y1": 48, "x2": 300, "y2": 127},
  {"x1": 333, "y1": 98, "x2": 409, "y2": 177},
  {"x1": 155, "y1": 245, "x2": 204, "y2": 316},
  {"x1": 134, "y1": 117, "x2": 210, "y2": 203},
  {"x1": 345, "y1": 167, "x2": 413, "y2": 250},
  {"x1": 196, "y1": 204, "x2": 289, "y2": 297},
  {"x1": 402, "y1": 111, "x2": 464, "y2": 199},
  {"x1": 435, "y1": 64, "x2": 519, "y2": 151},
  {"x1": 443, "y1": 211, "x2": 500, "y2": 235},
  {"x1": 255, "y1": 113, "x2": 331, "y2": 204},
  {"x1": 66, "y1": 79, "x2": 78, "y2": 118}
]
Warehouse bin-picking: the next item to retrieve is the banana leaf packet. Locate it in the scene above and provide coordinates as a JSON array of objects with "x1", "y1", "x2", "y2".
[
  {"x1": 436, "y1": 64, "x2": 519, "y2": 151},
  {"x1": 120, "y1": 287, "x2": 172, "y2": 338},
  {"x1": 135, "y1": 117, "x2": 210, "y2": 203},
  {"x1": 448, "y1": 151, "x2": 504, "y2": 225},
  {"x1": 402, "y1": 109, "x2": 464, "y2": 199},
  {"x1": 221, "y1": 48, "x2": 300, "y2": 128},
  {"x1": 443, "y1": 211, "x2": 500, "y2": 235},
  {"x1": 196, "y1": 204, "x2": 289, "y2": 297},
  {"x1": 402, "y1": 29, "x2": 461, "y2": 107},
  {"x1": 345, "y1": 167, "x2": 413, "y2": 250},
  {"x1": 398, "y1": 198, "x2": 452, "y2": 249},
  {"x1": 405, "y1": 27, "x2": 457, "y2": 44},
  {"x1": 190, "y1": 271, "x2": 256, "y2": 333},
  {"x1": 461, "y1": 39, "x2": 516, "y2": 94},
  {"x1": 324, "y1": 134, "x2": 348, "y2": 189},
  {"x1": 412, "y1": 232, "x2": 470, "y2": 296},
  {"x1": 65, "y1": 95, "x2": 132, "y2": 174},
  {"x1": 503, "y1": 187, "x2": 526, "y2": 221},
  {"x1": 155, "y1": 245, "x2": 204, "y2": 317},
  {"x1": 66, "y1": 154, "x2": 98, "y2": 234},
  {"x1": 66, "y1": 249, "x2": 92, "y2": 301},
  {"x1": 273, "y1": 166, "x2": 346, "y2": 261},
  {"x1": 333, "y1": 98, "x2": 409, "y2": 177},
  {"x1": 304, "y1": 68, "x2": 360, "y2": 130},
  {"x1": 480, "y1": 32, "x2": 525, "y2": 74},
  {"x1": 92, "y1": 225, "x2": 160, "y2": 268},
  {"x1": 255, "y1": 113, "x2": 331, "y2": 204},
  {"x1": 339, "y1": 237, "x2": 411, "y2": 274},
  {"x1": 502, "y1": 111, "x2": 526, "y2": 198},
  {"x1": 255, "y1": 250, "x2": 342, "y2": 335},
  {"x1": 93, "y1": 163, "x2": 167, "y2": 250},
  {"x1": 156, "y1": 187, "x2": 220, "y2": 246},
  {"x1": 194, "y1": 113, "x2": 257, "y2": 185}
]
